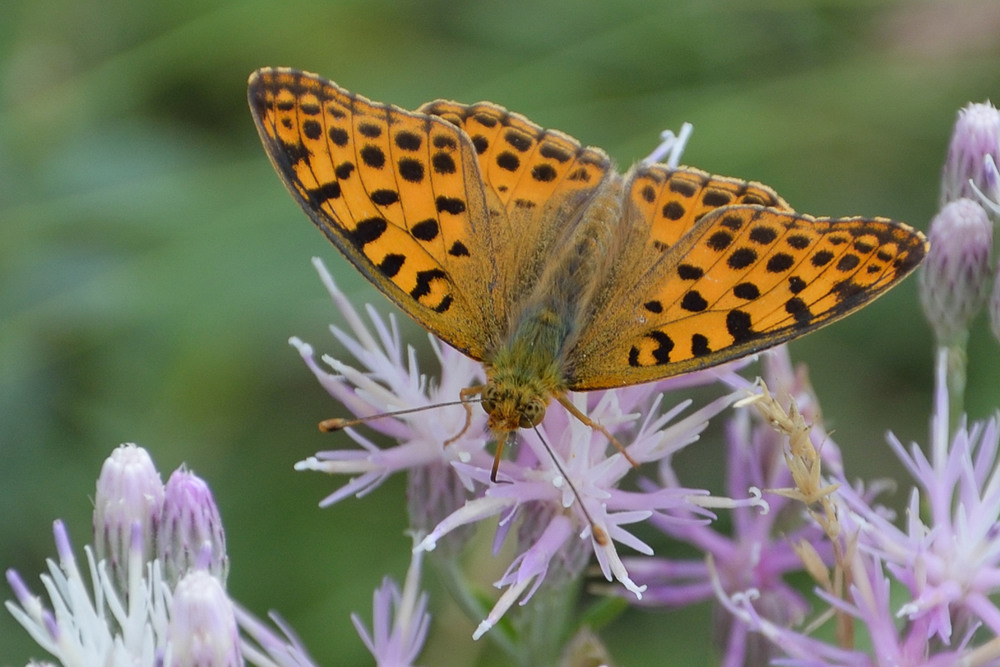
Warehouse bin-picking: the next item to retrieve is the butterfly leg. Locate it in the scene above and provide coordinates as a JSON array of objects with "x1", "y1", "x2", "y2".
[
  {"x1": 556, "y1": 395, "x2": 639, "y2": 469},
  {"x1": 444, "y1": 385, "x2": 483, "y2": 447}
]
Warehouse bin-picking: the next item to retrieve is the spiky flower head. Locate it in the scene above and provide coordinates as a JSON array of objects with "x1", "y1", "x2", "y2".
[
  {"x1": 919, "y1": 198, "x2": 993, "y2": 345},
  {"x1": 93, "y1": 443, "x2": 164, "y2": 591},
  {"x1": 941, "y1": 101, "x2": 1000, "y2": 206},
  {"x1": 159, "y1": 468, "x2": 229, "y2": 586},
  {"x1": 8, "y1": 444, "x2": 321, "y2": 667}
]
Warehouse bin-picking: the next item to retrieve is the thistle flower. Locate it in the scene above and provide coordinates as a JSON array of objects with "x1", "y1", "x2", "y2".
[
  {"x1": 92, "y1": 443, "x2": 164, "y2": 591},
  {"x1": 168, "y1": 571, "x2": 242, "y2": 667},
  {"x1": 7, "y1": 444, "x2": 320, "y2": 667},
  {"x1": 711, "y1": 325, "x2": 1000, "y2": 663},
  {"x1": 713, "y1": 547, "x2": 981, "y2": 667},
  {"x1": 941, "y1": 101, "x2": 1000, "y2": 206},
  {"x1": 294, "y1": 257, "x2": 748, "y2": 638},
  {"x1": 919, "y1": 198, "x2": 993, "y2": 347},
  {"x1": 840, "y1": 354, "x2": 1000, "y2": 647},
  {"x1": 622, "y1": 347, "x2": 836, "y2": 666},
  {"x1": 350, "y1": 539, "x2": 431, "y2": 666},
  {"x1": 159, "y1": 468, "x2": 229, "y2": 586}
]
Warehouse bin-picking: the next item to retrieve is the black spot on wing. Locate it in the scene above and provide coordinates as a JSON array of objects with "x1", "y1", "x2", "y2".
[
  {"x1": 411, "y1": 218, "x2": 439, "y2": 241},
  {"x1": 378, "y1": 254, "x2": 405, "y2": 277},
  {"x1": 733, "y1": 283, "x2": 760, "y2": 300},
  {"x1": 352, "y1": 217, "x2": 387, "y2": 248},
  {"x1": 306, "y1": 181, "x2": 341, "y2": 204},
  {"x1": 691, "y1": 333, "x2": 711, "y2": 356},
  {"x1": 436, "y1": 197, "x2": 466, "y2": 214},
  {"x1": 395, "y1": 131, "x2": 422, "y2": 151},
  {"x1": 398, "y1": 158, "x2": 425, "y2": 183},
  {"x1": 677, "y1": 264, "x2": 703, "y2": 280},
  {"x1": 681, "y1": 291, "x2": 708, "y2": 312},
  {"x1": 360, "y1": 145, "x2": 385, "y2": 169},
  {"x1": 727, "y1": 309, "x2": 754, "y2": 343}
]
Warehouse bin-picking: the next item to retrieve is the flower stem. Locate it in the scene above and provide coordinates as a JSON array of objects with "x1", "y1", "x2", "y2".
[{"x1": 944, "y1": 341, "x2": 968, "y2": 435}]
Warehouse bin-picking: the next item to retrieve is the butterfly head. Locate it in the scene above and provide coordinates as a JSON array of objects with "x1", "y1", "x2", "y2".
[
  {"x1": 480, "y1": 381, "x2": 547, "y2": 433},
  {"x1": 478, "y1": 380, "x2": 549, "y2": 483}
]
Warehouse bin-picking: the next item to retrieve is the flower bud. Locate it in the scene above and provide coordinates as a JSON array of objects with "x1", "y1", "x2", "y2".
[
  {"x1": 168, "y1": 570, "x2": 241, "y2": 667},
  {"x1": 93, "y1": 444, "x2": 164, "y2": 592},
  {"x1": 919, "y1": 198, "x2": 993, "y2": 345},
  {"x1": 941, "y1": 102, "x2": 1000, "y2": 205},
  {"x1": 159, "y1": 468, "x2": 228, "y2": 586}
]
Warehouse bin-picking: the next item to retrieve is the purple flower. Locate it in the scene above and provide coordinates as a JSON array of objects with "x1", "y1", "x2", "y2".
[
  {"x1": 6, "y1": 519, "x2": 173, "y2": 665},
  {"x1": 623, "y1": 347, "x2": 836, "y2": 666},
  {"x1": 841, "y1": 351, "x2": 1000, "y2": 647},
  {"x1": 93, "y1": 443, "x2": 165, "y2": 591},
  {"x1": 168, "y1": 570, "x2": 242, "y2": 666},
  {"x1": 7, "y1": 444, "x2": 320, "y2": 667},
  {"x1": 919, "y1": 198, "x2": 993, "y2": 346},
  {"x1": 295, "y1": 257, "x2": 748, "y2": 637},
  {"x1": 941, "y1": 101, "x2": 1000, "y2": 206},
  {"x1": 291, "y1": 259, "x2": 487, "y2": 514},
  {"x1": 713, "y1": 547, "x2": 975, "y2": 667},
  {"x1": 351, "y1": 539, "x2": 431, "y2": 666},
  {"x1": 711, "y1": 334, "x2": 1000, "y2": 663},
  {"x1": 160, "y1": 468, "x2": 229, "y2": 586}
]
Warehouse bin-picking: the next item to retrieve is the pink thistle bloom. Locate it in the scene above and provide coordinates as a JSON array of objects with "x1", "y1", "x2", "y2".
[
  {"x1": 713, "y1": 342, "x2": 1000, "y2": 663},
  {"x1": 294, "y1": 258, "x2": 746, "y2": 637},
  {"x1": 159, "y1": 468, "x2": 229, "y2": 586},
  {"x1": 941, "y1": 101, "x2": 1000, "y2": 206},
  {"x1": 7, "y1": 445, "x2": 322, "y2": 667},
  {"x1": 350, "y1": 540, "x2": 431, "y2": 666},
  {"x1": 713, "y1": 547, "x2": 979, "y2": 667},
  {"x1": 624, "y1": 347, "x2": 836, "y2": 666},
  {"x1": 918, "y1": 198, "x2": 993, "y2": 346},
  {"x1": 841, "y1": 351, "x2": 1000, "y2": 646},
  {"x1": 168, "y1": 571, "x2": 242, "y2": 667},
  {"x1": 93, "y1": 443, "x2": 165, "y2": 591}
]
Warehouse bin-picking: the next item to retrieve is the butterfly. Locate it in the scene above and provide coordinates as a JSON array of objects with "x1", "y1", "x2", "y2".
[{"x1": 248, "y1": 67, "x2": 928, "y2": 482}]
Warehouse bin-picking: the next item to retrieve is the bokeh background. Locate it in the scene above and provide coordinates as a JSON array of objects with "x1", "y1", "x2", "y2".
[{"x1": 3, "y1": 0, "x2": 1000, "y2": 664}]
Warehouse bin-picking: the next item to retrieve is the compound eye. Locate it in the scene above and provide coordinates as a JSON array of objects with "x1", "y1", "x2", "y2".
[
  {"x1": 481, "y1": 384, "x2": 498, "y2": 412},
  {"x1": 518, "y1": 400, "x2": 546, "y2": 428}
]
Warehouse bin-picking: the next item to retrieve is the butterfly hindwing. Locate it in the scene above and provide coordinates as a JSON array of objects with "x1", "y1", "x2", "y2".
[
  {"x1": 420, "y1": 100, "x2": 614, "y2": 317},
  {"x1": 626, "y1": 163, "x2": 793, "y2": 254},
  {"x1": 248, "y1": 68, "x2": 499, "y2": 359}
]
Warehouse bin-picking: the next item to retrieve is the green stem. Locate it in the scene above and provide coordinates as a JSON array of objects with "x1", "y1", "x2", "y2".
[
  {"x1": 945, "y1": 339, "x2": 968, "y2": 434},
  {"x1": 429, "y1": 551, "x2": 521, "y2": 661}
]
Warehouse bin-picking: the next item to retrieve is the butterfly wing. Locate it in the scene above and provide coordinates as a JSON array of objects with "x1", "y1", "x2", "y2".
[
  {"x1": 626, "y1": 164, "x2": 793, "y2": 252},
  {"x1": 248, "y1": 68, "x2": 500, "y2": 359},
  {"x1": 420, "y1": 100, "x2": 614, "y2": 324},
  {"x1": 567, "y1": 166, "x2": 927, "y2": 390}
]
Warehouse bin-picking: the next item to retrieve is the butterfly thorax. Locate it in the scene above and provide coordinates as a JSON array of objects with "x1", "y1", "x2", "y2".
[
  {"x1": 481, "y1": 185, "x2": 623, "y2": 433},
  {"x1": 482, "y1": 306, "x2": 569, "y2": 433}
]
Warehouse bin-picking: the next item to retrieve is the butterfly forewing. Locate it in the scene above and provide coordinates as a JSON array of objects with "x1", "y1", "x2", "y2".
[
  {"x1": 568, "y1": 204, "x2": 927, "y2": 389},
  {"x1": 248, "y1": 68, "x2": 498, "y2": 359}
]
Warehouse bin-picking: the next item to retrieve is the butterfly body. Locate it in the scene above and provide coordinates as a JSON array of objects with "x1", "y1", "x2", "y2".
[{"x1": 248, "y1": 68, "x2": 928, "y2": 474}]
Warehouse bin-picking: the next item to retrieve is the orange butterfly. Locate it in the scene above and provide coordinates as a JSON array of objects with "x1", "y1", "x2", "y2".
[{"x1": 248, "y1": 68, "x2": 927, "y2": 481}]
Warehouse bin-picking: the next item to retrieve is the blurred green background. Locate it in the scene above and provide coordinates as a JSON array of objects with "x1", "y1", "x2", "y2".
[{"x1": 3, "y1": 0, "x2": 1000, "y2": 664}]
